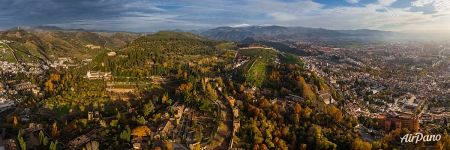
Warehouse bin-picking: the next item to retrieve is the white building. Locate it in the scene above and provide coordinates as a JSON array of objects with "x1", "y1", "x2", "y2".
[
  {"x1": 107, "y1": 51, "x2": 117, "y2": 57},
  {"x1": 86, "y1": 71, "x2": 112, "y2": 80}
]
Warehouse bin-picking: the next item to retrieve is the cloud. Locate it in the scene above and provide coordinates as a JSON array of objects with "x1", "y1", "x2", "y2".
[
  {"x1": 412, "y1": 0, "x2": 435, "y2": 7},
  {"x1": 0, "y1": 0, "x2": 449, "y2": 33},
  {"x1": 378, "y1": 0, "x2": 397, "y2": 6},
  {"x1": 269, "y1": 12, "x2": 298, "y2": 22},
  {"x1": 231, "y1": 24, "x2": 251, "y2": 28},
  {"x1": 411, "y1": 0, "x2": 450, "y2": 14},
  {"x1": 0, "y1": 0, "x2": 164, "y2": 27},
  {"x1": 345, "y1": 0, "x2": 360, "y2": 4}
]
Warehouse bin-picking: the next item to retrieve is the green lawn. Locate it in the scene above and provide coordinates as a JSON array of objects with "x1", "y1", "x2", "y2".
[
  {"x1": 239, "y1": 48, "x2": 277, "y2": 61},
  {"x1": 246, "y1": 59, "x2": 268, "y2": 87},
  {"x1": 239, "y1": 48, "x2": 277, "y2": 87},
  {"x1": 239, "y1": 48, "x2": 305, "y2": 87}
]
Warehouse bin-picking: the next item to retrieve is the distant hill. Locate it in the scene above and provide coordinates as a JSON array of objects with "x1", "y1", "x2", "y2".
[
  {"x1": 201, "y1": 25, "x2": 402, "y2": 42},
  {"x1": 15, "y1": 25, "x2": 139, "y2": 33}
]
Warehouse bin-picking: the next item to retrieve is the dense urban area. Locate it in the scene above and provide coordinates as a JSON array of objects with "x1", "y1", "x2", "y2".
[{"x1": 0, "y1": 26, "x2": 449, "y2": 150}]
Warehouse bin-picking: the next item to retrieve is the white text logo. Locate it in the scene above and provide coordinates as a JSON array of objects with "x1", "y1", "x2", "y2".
[{"x1": 400, "y1": 133, "x2": 441, "y2": 143}]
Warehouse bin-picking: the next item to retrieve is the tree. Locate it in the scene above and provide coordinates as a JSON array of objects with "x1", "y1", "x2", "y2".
[
  {"x1": 162, "y1": 93, "x2": 169, "y2": 105},
  {"x1": 294, "y1": 103, "x2": 302, "y2": 114},
  {"x1": 12, "y1": 115, "x2": 19, "y2": 127},
  {"x1": 258, "y1": 98, "x2": 270, "y2": 109},
  {"x1": 39, "y1": 130, "x2": 49, "y2": 146},
  {"x1": 49, "y1": 140, "x2": 58, "y2": 150},
  {"x1": 273, "y1": 138, "x2": 288, "y2": 150},
  {"x1": 99, "y1": 120, "x2": 107, "y2": 127},
  {"x1": 136, "y1": 116, "x2": 147, "y2": 125},
  {"x1": 120, "y1": 125, "x2": 131, "y2": 142},
  {"x1": 216, "y1": 77, "x2": 224, "y2": 88},
  {"x1": 110, "y1": 119, "x2": 119, "y2": 127},
  {"x1": 351, "y1": 138, "x2": 372, "y2": 150},
  {"x1": 441, "y1": 130, "x2": 450, "y2": 150},
  {"x1": 143, "y1": 101, "x2": 155, "y2": 116},
  {"x1": 371, "y1": 141, "x2": 384, "y2": 150},
  {"x1": 116, "y1": 111, "x2": 122, "y2": 120},
  {"x1": 302, "y1": 107, "x2": 312, "y2": 119},
  {"x1": 329, "y1": 106, "x2": 343, "y2": 122},
  {"x1": 239, "y1": 84, "x2": 245, "y2": 92},
  {"x1": 17, "y1": 131, "x2": 26, "y2": 150},
  {"x1": 164, "y1": 141, "x2": 173, "y2": 150},
  {"x1": 297, "y1": 76, "x2": 316, "y2": 101},
  {"x1": 435, "y1": 141, "x2": 443, "y2": 150},
  {"x1": 45, "y1": 73, "x2": 61, "y2": 94},
  {"x1": 51, "y1": 122, "x2": 59, "y2": 138},
  {"x1": 206, "y1": 83, "x2": 218, "y2": 100},
  {"x1": 307, "y1": 125, "x2": 336, "y2": 150},
  {"x1": 132, "y1": 126, "x2": 152, "y2": 137},
  {"x1": 84, "y1": 141, "x2": 99, "y2": 150},
  {"x1": 43, "y1": 136, "x2": 49, "y2": 146}
]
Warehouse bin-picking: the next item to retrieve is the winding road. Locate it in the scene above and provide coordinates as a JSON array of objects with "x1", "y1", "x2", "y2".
[{"x1": 203, "y1": 86, "x2": 234, "y2": 150}]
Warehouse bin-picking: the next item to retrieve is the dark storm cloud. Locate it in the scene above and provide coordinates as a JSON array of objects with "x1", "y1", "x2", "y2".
[
  {"x1": 0, "y1": 0, "x2": 164, "y2": 28},
  {"x1": 0, "y1": 0, "x2": 259, "y2": 31}
]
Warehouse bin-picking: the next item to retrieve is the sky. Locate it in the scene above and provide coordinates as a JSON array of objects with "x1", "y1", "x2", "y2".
[{"x1": 0, "y1": 0, "x2": 449, "y2": 33}]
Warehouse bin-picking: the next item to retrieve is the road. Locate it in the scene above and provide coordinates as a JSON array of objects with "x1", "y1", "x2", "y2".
[
  {"x1": 216, "y1": 87, "x2": 234, "y2": 150},
  {"x1": 204, "y1": 87, "x2": 234, "y2": 150}
]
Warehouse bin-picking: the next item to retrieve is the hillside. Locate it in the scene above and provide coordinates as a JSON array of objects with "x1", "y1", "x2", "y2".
[
  {"x1": 0, "y1": 29, "x2": 138, "y2": 63},
  {"x1": 228, "y1": 45, "x2": 356, "y2": 150},
  {"x1": 94, "y1": 31, "x2": 235, "y2": 77},
  {"x1": 124, "y1": 31, "x2": 213, "y2": 54},
  {"x1": 235, "y1": 46, "x2": 304, "y2": 88}
]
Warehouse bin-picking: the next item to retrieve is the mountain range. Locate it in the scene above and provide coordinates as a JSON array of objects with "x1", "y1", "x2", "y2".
[
  {"x1": 200, "y1": 25, "x2": 407, "y2": 42},
  {"x1": 4, "y1": 25, "x2": 419, "y2": 42}
]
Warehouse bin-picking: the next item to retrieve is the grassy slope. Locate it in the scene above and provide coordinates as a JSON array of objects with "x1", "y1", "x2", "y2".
[
  {"x1": 0, "y1": 44, "x2": 16, "y2": 62},
  {"x1": 239, "y1": 48, "x2": 304, "y2": 87},
  {"x1": 240, "y1": 48, "x2": 276, "y2": 87}
]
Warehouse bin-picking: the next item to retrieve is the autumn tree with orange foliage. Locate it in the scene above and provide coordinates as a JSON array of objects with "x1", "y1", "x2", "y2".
[
  {"x1": 131, "y1": 126, "x2": 151, "y2": 137},
  {"x1": 351, "y1": 138, "x2": 372, "y2": 150},
  {"x1": 45, "y1": 73, "x2": 61, "y2": 94},
  {"x1": 297, "y1": 76, "x2": 316, "y2": 101}
]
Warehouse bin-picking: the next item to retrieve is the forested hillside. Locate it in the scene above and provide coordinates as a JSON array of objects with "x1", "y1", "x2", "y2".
[{"x1": 0, "y1": 29, "x2": 138, "y2": 63}]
